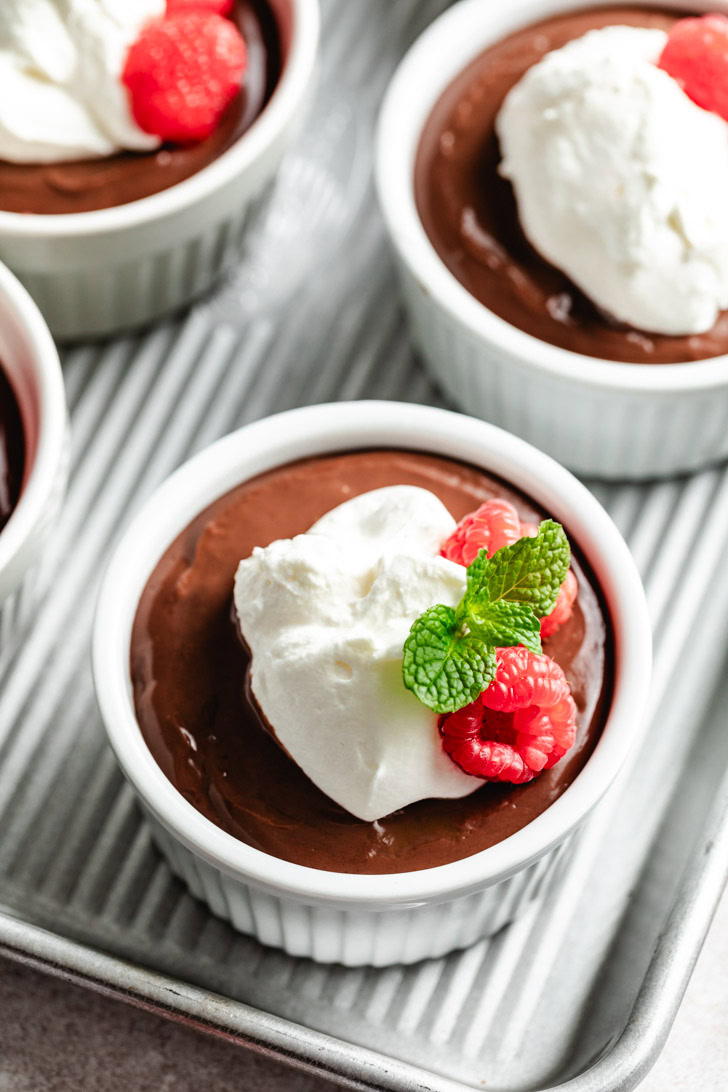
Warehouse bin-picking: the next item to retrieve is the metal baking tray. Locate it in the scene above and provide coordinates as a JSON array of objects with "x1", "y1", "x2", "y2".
[{"x1": 2, "y1": 1, "x2": 728, "y2": 1088}]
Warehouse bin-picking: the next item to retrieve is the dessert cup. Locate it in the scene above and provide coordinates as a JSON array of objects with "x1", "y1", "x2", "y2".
[
  {"x1": 93, "y1": 401, "x2": 651, "y2": 966},
  {"x1": 0, "y1": 0, "x2": 319, "y2": 342},
  {"x1": 0, "y1": 262, "x2": 68, "y2": 644},
  {"x1": 376, "y1": 0, "x2": 728, "y2": 481}
]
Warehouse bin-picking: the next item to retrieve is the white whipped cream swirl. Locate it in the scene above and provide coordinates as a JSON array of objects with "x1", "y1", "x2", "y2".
[
  {"x1": 497, "y1": 26, "x2": 728, "y2": 337},
  {"x1": 0, "y1": 0, "x2": 165, "y2": 163},
  {"x1": 234, "y1": 486, "x2": 483, "y2": 823}
]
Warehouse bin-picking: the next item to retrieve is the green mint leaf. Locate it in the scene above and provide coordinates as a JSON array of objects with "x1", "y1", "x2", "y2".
[
  {"x1": 467, "y1": 520, "x2": 570, "y2": 618},
  {"x1": 468, "y1": 596, "x2": 542, "y2": 655},
  {"x1": 402, "y1": 604, "x2": 497, "y2": 714}
]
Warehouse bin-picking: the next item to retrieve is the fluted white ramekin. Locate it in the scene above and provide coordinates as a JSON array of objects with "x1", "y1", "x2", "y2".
[
  {"x1": 93, "y1": 402, "x2": 650, "y2": 966},
  {"x1": 0, "y1": 0, "x2": 319, "y2": 342},
  {"x1": 0, "y1": 262, "x2": 68, "y2": 646},
  {"x1": 376, "y1": 0, "x2": 728, "y2": 481}
]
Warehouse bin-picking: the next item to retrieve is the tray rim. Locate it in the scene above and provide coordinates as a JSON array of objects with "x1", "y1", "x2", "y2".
[{"x1": 1, "y1": 768, "x2": 727, "y2": 1092}]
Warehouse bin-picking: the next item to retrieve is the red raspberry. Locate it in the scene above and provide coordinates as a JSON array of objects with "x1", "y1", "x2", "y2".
[
  {"x1": 441, "y1": 706, "x2": 535, "y2": 784},
  {"x1": 441, "y1": 499, "x2": 521, "y2": 566},
  {"x1": 440, "y1": 649, "x2": 576, "y2": 783},
  {"x1": 659, "y1": 15, "x2": 728, "y2": 123},
  {"x1": 166, "y1": 0, "x2": 234, "y2": 13},
  {"x1": 482, "y1": 646, "x2": 570, "y2": 713},
  {"x1": 123, "y1": 12, "x2": 247, "y2": 143},
  {"x1": 541, "y1": 568, "x2": 578, "y2": 639}
]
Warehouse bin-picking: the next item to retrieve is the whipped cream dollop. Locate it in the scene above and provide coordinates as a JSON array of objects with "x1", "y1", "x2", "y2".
[
  {"x1": 497, "y1": 26, "x2": 728, "y2": 337},
  {"x1": 0, "y1": 0, "x2": 164, "y2": 163},
  {"x1": 234, "y1": 486, "x2": 483, "y2": 822}
]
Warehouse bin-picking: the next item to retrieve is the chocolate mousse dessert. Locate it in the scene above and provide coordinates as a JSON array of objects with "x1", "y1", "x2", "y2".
[
  {"x1": 415, "y1": 7, "x2": 728, "y2": 363},
  {"x1": 0, "y1": 0, "x2": 282, "y2": 215},
  {"x1": 131, "y1": 451, "x2": 613, "y2": 875},
  {"x1": 0, "y1": 366, "x2": 24, "y2": 534}
]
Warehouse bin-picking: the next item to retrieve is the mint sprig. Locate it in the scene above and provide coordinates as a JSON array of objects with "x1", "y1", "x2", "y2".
[{"x1": 402, "y1": 520, "x2": 570, "y2": 714}]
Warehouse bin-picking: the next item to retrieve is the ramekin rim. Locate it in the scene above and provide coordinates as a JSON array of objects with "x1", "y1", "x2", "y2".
[
  {"x1": 0, "y1": 261, "x2": 67, "y2": 576},
  {"x1": 0, "y1": 0, "x2": 320, "y2": 239},
  {"x1": 92, "y1": 401, "x2": 652, "y2": 907},
  {"x1": 374, "y1": 0, "x2": 728, "y2": 395}
]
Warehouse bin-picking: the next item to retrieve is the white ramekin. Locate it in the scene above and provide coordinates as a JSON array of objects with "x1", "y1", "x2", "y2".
[
  {"x1": 0, "y1": 0, "x2": 319, "y2": 342},
  {"x1": 93, "y1": 401, "x2": 651, "y2": 966},
  {"x1": 376, "y1": 0, "x2": 728, "y2": 481},
  {"x1": 0, "y1": 262, "x2": 68, "y2": 645}
]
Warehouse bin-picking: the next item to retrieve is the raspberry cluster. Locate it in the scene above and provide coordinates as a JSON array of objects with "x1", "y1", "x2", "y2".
[{"x1": 123, "y1": 0, "x2": 248, "y2": 144}]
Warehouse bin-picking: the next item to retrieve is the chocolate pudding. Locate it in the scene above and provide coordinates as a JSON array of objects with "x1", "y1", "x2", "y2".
[
  {"x1": 0, "y1": 366, "x2": 24, "y2": 534},
  {"x1": 131, "y1": 451, "x2": 613, "y2": 875},
  {"x1": 0, "y1": 0, "x2": 282, "y2": 215},
  {"x1": 413, "y1": 5, "x2": 728, "y2": 364}
]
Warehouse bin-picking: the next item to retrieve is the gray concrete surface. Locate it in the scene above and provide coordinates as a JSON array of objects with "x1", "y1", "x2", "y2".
[{"x1": 0, "y1": 958, "x2": 341, "y2": 1091}]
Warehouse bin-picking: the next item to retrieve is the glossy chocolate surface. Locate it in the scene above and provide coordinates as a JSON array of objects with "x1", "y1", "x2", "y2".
[
  {"x1": 0, "y1": 366, "x2": 24, "y2": 534},
  {"x1": 413, "y1": 6, "x2": 728, "y2": 363},
  {"x1": 131, "y1": 450, "x2": 613, "y2": 874},
  {"x1": 0, "y1": 0, "x2": 281, "y2": 215}
]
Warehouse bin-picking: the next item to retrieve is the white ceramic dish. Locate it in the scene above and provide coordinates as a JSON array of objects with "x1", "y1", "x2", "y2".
[
  {"x1": 0, "y1": 261, "x2": 68, "y2": 645},
  {"x1": 0, "y1": 0, "x2": 319, "y2": 341},
  {"x1": 92, "y1": 401, "x2": 651, "y2": 966},
  {"x1": 376, "y1": 0, "x2": 728, "y2": 481}
]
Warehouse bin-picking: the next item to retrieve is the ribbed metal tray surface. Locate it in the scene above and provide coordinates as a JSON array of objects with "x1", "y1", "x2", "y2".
[{"x1": 2, "y1": 2, "x2": 728, "y2": 1089}]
